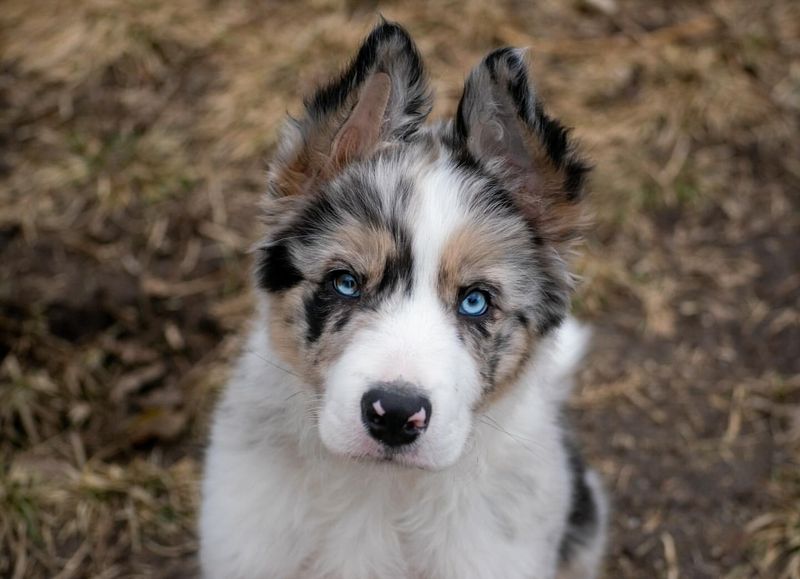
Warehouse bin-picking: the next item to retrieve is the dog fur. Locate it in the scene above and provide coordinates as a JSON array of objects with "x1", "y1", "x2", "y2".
[{"x1": 200, "y1": 21, "x2": 608, "y2": 579}]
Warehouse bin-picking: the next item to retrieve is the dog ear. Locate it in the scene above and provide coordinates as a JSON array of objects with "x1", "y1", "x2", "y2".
[
  {"x1": 454, "y1": 48, "x2": 590, "y2": 245},
  {"x1": 268, "y1": 21, "x2": 432, "y2": 198}
]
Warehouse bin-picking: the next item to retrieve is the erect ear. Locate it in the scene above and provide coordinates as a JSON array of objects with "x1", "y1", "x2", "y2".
[
  {"x1": 454, "y1": 48, "x2": 590, "y2": 245},
  {"x1": 268, "y1": 21, "x2": 432, "y2": 198}
]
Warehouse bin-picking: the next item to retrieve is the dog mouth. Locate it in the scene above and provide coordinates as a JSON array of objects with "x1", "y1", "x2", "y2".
[
  {"x1": 362, "y1": 445, "x2": 417, "y2": 463},
  {"x1": 369, "y1": 453, "x2": 432, "y2": 471},
  {"x1": 339, "y1": 443, "x2": 435, "y2": 470}
]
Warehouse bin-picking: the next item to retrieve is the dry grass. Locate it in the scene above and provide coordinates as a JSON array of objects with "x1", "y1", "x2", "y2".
[{"x1": 1, "y1": 0, "x2": 798, "y2": 577}]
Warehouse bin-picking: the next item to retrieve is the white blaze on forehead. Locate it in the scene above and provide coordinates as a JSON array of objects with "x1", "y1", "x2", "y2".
[{"x1": 410, "y1": 161, "x2": 470, "y2": 289}]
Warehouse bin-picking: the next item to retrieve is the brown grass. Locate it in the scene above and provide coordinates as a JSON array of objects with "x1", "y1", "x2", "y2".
[{"x1": 1, "y1": 0, "x2": 798, "y2": 577}]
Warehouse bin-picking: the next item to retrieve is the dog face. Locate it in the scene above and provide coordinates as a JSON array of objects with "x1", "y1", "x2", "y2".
[{"x1": 256, "y1": 23, "x2": 588, "y2": 469}]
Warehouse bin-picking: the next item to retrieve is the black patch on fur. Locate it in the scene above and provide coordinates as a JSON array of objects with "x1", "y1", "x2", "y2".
[
  {"x1": 484, "y1": 47, "x2": 533, "y2": 125},
  {"x1": 485, "y1": 330, "x2": 508, "y2": 386},
  {"x1": 374, "y1": 223, "x2": 414, "y2": 299},
  {"x1": 559, "y1": 444, "x2": 598, "y2": 564},
  {"x1": 293, "y1": 194, "x2": 342, "y2": 241},
  {"x1": 332, "y1": 308, "x2": 354, "y2": 333},
  {"x1": 304, "y1": 284, "x2": 340, "y2": 344},
  {"x1": 482, "y1": 311, "x2": 529, "y2": 391},
  {"x1": 255, "y1": 195, "x2": 342, "y2": 294},
  {"x1": 467, "y1": 180, "x2": 518, "y2": 218},
  {"x1": 339, "y1": 184, "x2": 384, "y2": 229},
  {"x1": 535, "y1": 276, "x2": 568, "y2": 336},
  {"x1": 256, "y1": 243, "x2": 303, "y2": 293},
  {"x1": 451, "y1": 102, "x2": 472, "y2": 159},
  {"x1": 466, "y1": 317, "x2": 491, "y2": 340},
  {"x1": 533, "y1": 104, "x2": 592, "y2": 202},
  {"x1": 532, "y1": 104, "x2": 567, "y2": 167},
  {"x1": 563, "y1": 161, "x2": 591, "y2": 202}
]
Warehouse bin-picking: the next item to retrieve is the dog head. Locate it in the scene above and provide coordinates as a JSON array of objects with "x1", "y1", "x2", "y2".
[{"x1": 255, "y1": 22, "x2": 588, "y2": 469}]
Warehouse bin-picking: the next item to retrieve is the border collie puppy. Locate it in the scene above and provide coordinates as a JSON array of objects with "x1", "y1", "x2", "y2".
[{"x1": 200, "y1": 21, "x2": 608, "y2": 579}]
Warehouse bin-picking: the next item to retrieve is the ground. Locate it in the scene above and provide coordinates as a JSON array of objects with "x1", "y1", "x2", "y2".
[{"x1": 1, "y1": 0, "x2": 798, "y2": 577}]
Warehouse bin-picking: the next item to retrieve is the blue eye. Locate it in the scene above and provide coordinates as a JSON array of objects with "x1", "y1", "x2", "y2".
[
  {"x1": 332, "y1": 272, "x2": 360, "y2": 297},
  {"x1": 459, "y1": 289, "x2": 489, "y2": 317}
]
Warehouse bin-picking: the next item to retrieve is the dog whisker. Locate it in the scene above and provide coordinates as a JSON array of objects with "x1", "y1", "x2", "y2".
[
  {"x1": 244, "y1": 347, "x2": 303, "y2": 380},
  {"x1": 477, "y1": 415, "x2": 559, "y2": 463}
]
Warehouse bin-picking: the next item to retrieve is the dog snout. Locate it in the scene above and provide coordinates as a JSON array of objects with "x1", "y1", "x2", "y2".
[{"x1": 360, "y1": 385, "x2": 432, "y2": 447}]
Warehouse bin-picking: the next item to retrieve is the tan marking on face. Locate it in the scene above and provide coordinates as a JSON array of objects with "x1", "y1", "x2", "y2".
[
  {"x1": 480, "y1": 325, "x2": 534, "y2": 408},
  {"x1": 266, "y1": 222, "x2": 404, "y2": 388},
  {"x1": 267, "y1": 289, "x2": 320, "y2": 385},
  {"x1": 438, "y1": 223, "x2": 513, "y2": 299},
  {"x1": 288, "y1": 221, "x2": 397, "y2": 286},
  {"x1": 439, "y1": 221, "x2": 538, "y2": 406},
  {"x1": 268, "y1": 284, "x2": 367, "y2": 389},
  {"x1": 334, "y1": 222, "x2": 395, "y2": 287}
]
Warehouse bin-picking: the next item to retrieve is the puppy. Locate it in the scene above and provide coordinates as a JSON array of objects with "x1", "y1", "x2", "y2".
[{"x1": 200, "y1": 21, "x2": 608, "y2": 579}]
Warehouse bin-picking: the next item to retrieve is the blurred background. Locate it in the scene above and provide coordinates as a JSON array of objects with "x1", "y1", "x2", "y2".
[{"x1": 1, "y1": 0, "x2": 798, "y2": 577}]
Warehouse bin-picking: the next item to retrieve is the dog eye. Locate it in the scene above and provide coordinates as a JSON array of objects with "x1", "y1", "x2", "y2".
[
  {"x1": 332, "y1": 272, "x2": 361, "y2": 298},
  {"x1": 458, "y1": 289, "x2": 489, "y2": 317}
]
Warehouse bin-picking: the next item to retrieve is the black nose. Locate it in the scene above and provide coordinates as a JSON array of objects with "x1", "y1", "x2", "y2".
[{"x1": 361, "y1": 386, "x2": 432, "y2": 447}]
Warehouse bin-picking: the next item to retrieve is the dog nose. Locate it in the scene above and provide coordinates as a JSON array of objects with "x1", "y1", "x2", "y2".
[{"x1": 361, "y1": 386, "x2": 432, "y2": 447}]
